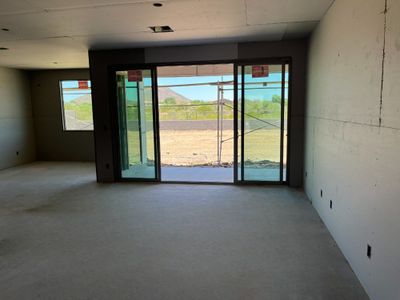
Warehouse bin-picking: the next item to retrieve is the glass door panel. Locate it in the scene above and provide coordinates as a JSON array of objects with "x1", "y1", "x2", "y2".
[
  {"x1": 116, "y1": 69, "x2": 158, "y2": 180},
  {"x1": 236, "y1": 65, "x2": 242, "y2": 181},
  {"x1": 236, "y1": 63, "x2": 287, "y2": 182},
  {"x1": 283, "y1": 64, "x2": 289, "y2": 181}
]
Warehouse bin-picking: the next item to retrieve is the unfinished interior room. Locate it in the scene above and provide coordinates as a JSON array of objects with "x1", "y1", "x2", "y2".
[{"x1": 0, "y1": 0, "x2": 399, "y2": 299}]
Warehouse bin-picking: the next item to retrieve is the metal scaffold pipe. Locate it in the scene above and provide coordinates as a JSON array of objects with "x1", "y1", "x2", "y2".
[
  {"x1": 219, "y1": 84, "x2": 224, "y2": 166},
  {"x1": 216, "y1": 82, "x2": 221, "y2": 165}
]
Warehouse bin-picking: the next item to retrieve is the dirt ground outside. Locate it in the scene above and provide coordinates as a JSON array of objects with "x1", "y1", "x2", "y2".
[
  {"x1": 127, "y1": 129, "x2": 286, "y2": 167},
  {"x1": 159, "y1": 129, "x2": 284, "y2": 167}
]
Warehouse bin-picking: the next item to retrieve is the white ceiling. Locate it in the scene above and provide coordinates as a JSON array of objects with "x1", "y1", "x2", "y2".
[{"x1": 0, "y1": 0, "x2": 334, "y2": 69}]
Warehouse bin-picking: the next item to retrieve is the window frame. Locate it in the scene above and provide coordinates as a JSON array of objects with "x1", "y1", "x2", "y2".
[{"x1": 59, "y1": 79, "x2": 93, "y2": 132}]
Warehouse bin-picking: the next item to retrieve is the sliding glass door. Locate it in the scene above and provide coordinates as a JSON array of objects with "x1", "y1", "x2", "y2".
[
  {"x1": 115, "y1": 68, "x2": 159, "y2": 180},
  {"x1": 235, "y1": 62, "x2": 289, "y2": 183},
  {"x1": 112, "y1": 61, "x2": 289, "y2": 184}
]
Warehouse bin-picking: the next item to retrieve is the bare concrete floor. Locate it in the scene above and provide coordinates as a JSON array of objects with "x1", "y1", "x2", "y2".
[{"x1": 0, "y1": 162, "x2": 368, "y2": 300}]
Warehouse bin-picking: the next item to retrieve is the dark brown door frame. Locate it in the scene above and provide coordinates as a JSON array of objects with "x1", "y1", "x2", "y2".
[
  {"x1": 108, "y1": 57, "x2": 292, "y2": 185},
  {"x1": 109, "y1": 65, "x2": 161, "y2": 182},
  {"x1": 234, "y1": 60, "x2": 290, "y2": 184}
]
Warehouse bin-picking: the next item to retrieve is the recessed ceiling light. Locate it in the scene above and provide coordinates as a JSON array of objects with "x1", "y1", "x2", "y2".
[
  {"x1": 1, "y1": 28, "x2": 10, "y2": 32},
  {"x1": 153, "y1": 3, "x2": 163, "y2": 7},
  {"x1": 149, "y1": 26, "x2": 173, "y2": 33},
  {"x1": 0, "y1": 47, "x2": 9, "y2": 50}
]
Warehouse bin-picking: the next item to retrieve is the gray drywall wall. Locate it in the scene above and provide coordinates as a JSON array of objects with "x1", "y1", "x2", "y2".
[
  {"x1": 0, "y1": 67, "x2": 36, "y2": 170},
  {"x1": 145, "y1": 43, "x2": 238, "y2": 63},
  {"x1": 89, "y1": 41, "x2": 307, "y2": 186},
  {"x1": 305, "y1": 0, "x2": 400, "y2": 299},
  {"x1": 30, "y1": 69, "x2": 95, "y2": 161}
]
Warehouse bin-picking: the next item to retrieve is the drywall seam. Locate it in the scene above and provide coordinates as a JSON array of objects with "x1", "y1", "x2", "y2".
[
  {"x1": 307, "y1": 115, "x2": 400, "y2": 132},
  {"x1": 379, "y1": 0, "x2": 388, "y2": 127},
  {"x1": 244, "y1": 0, "x2": 249, "y2": 26},
  {"x1": 320, "y1": 0, "x2": 336, "y2": 20}
]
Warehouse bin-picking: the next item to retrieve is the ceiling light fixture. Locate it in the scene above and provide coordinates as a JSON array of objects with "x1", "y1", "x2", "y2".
[
  {"x1": 149, "y1": 26, "x2": 173, "y2": 33},
  {"x1": 153, "y1": 3, "x2": 163, "y2": 7}
]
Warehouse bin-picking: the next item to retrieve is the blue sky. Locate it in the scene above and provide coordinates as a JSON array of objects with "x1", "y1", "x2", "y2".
[
  {"x1": 61, "y1": 73, "x2": 289, "y2": 104},
  {"x1": 158, "y1": 75, "x2": 234, "y2": 101},
  {"x1": 157, "y1": 73, "x2": 287, "y2": 101},
  {"x1": 61, "y1": 80, "x2": 91, "y2": 102}
]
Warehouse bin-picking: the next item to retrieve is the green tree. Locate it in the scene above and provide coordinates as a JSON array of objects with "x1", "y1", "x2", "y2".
[{"x1": 272, "y1": 95, "x2": 281, "y2": 103}]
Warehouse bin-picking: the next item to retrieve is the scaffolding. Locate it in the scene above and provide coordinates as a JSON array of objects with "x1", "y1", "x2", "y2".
[{"x1": 158, "y1": 79, "x2": 285, "y2": 167}]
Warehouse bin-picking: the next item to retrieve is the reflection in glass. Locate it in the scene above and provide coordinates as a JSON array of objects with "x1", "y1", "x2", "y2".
[{"x1": 116, "y1": 70, "x2": 156, "y2": 179}]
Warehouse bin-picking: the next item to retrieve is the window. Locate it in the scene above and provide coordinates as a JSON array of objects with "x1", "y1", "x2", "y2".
[{"x1": 60, "y1": 80, "x2": 93, "y2": 131}]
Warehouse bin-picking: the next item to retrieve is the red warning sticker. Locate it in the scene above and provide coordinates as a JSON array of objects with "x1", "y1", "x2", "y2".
[
  {"x1": 78, "y1": 80, "x2": 89, "y2": 89},
  {"x1": 252, "y1": 65, "x2": 269, "y2": 78},
  {"x1": 128, "y1": 70, "x2": 143, "y2": 82}
]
